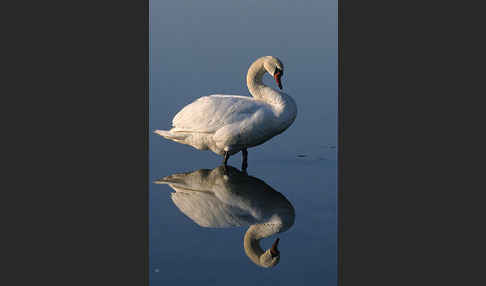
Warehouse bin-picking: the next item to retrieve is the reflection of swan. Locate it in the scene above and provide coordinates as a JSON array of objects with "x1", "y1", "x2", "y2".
[
  {"x1": 154, "y1": 165, "x2": 295, "y2": 268},
  {"x1": 154, "y1": 56, "x2": 297, "y2": 170}
]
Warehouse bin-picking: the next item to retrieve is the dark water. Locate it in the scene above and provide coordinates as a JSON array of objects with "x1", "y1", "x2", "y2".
[{"x1": 150, "y1": 0, "x2": 337, "y2": 284}]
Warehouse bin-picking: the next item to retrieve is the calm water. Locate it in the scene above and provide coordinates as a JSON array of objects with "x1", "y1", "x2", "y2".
[{"x1": 150, "y1": 0, "x2": 337, "y2": 285}]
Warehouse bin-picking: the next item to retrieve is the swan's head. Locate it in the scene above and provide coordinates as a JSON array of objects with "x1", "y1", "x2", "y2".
[
  {"x1": 258, "y1": 238, "x2": 281, "y2": 268},
  {"x1": 262, "y1": 56, "x2": 284, "y2": 90}
]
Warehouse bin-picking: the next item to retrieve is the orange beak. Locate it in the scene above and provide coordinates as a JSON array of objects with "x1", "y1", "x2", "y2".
[{"x1": 274, "y1": 72, "x2": 283, "y2": 89}]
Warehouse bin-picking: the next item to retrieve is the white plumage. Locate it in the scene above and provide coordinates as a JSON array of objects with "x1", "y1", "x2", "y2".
[
  {"x1": 154, "y1": 165, "x2": 295, "y2": 268},
  {"x1": 154, "y1": 56, "x2": 297, "y2": 166}
]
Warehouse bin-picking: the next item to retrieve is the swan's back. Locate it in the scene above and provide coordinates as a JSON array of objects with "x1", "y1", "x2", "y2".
[{"x1": 171, "y1": 95, "x2": 271, "y2": 134}]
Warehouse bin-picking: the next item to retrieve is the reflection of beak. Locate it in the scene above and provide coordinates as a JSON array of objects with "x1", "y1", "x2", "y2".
[
  {"x1": 274, "y1": 73, "x2": 282, "y2": 89},
  {"x1": 270, "y1": 238, "x2": 280, "y2": 257}
]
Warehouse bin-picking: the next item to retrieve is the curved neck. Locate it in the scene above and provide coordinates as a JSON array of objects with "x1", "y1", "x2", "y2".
[
  {"x1": 243, "y1": 223, "x2": 278, "y2": 266},
  {"x1": 246, "y1": 58, "x2": 296, "y2": 115},
  {"x1": 243, "y1": 225, "x2": 265, "y2": 265},
  {"x1": 246, "y1": 58, "x2": 268, "y2": 100}
]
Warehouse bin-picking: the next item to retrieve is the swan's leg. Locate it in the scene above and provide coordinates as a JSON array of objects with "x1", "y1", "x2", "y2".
[
  {"x1": 222, "y1": 151, "x2": 230, "y2": 175},
  {"x1": 241, "y1": 149, "x2": 248, "y2": 171},
  {"x1": 223, "y1": 151, "x2": 230, "y2": 166}
]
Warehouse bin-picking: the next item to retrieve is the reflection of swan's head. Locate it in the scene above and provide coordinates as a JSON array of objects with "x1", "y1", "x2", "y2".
[
  {"x1": 247, "y1": 237, "x2": 281, "y2": 268},
  {"x1": 154, "y1": 165, "x2": 295, "y2": 268},
  {"x1": 243, "y1": 211, "x2": 292, "y2": 268}
]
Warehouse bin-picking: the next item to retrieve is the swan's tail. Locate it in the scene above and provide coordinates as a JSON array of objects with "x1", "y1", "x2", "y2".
[
  {"x1": 153, "y1": 173, "x2": 186, "y2": 185},
  {"x1": 154, "y1": 174, "x2": 201, "y2": 194},
  {"x1": 154, "y1": 130, "x2": 188, "y2": 142}
]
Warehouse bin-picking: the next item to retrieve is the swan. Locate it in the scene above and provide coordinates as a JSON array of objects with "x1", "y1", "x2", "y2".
[
  {"x1": 154, "y1": 56, "x2": 297, "y2": 170},
  {"x1": 154, "y1": 165, "x2": 295, "y2": 268}
]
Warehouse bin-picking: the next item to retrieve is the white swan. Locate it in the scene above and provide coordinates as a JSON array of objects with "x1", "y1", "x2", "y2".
[
  {"x1": 154, "y1": 165, "x2": 295, "y2": 268},
  {"x1": 154, "y1": 56, "x2": 297, "y2": 170}
]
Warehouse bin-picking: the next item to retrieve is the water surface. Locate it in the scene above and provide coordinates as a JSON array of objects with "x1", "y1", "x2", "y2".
[{"x1": 150, "y1": 0, "x2": 337, "y2": 284}]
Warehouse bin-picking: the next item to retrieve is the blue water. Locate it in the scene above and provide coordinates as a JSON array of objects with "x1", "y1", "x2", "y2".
[{"x1": 150, "y1": 0, "x2": 337, "y2": 284}]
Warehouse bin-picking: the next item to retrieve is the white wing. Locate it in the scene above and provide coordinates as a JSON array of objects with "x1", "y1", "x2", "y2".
[
  {"x1": 171, "y1": 95, "x2": 271, "y2": 134},
  {"x1": 156, "y1": 168, "x2": 259, "y2": 228},
  {"x1": 170, "y1": 190, "x2": 258, "y2": 228}
]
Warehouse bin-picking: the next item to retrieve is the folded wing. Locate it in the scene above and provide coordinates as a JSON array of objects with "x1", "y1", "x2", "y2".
[{"x1": 171, "y1": 95, "x2": 270, "y2": 134}]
